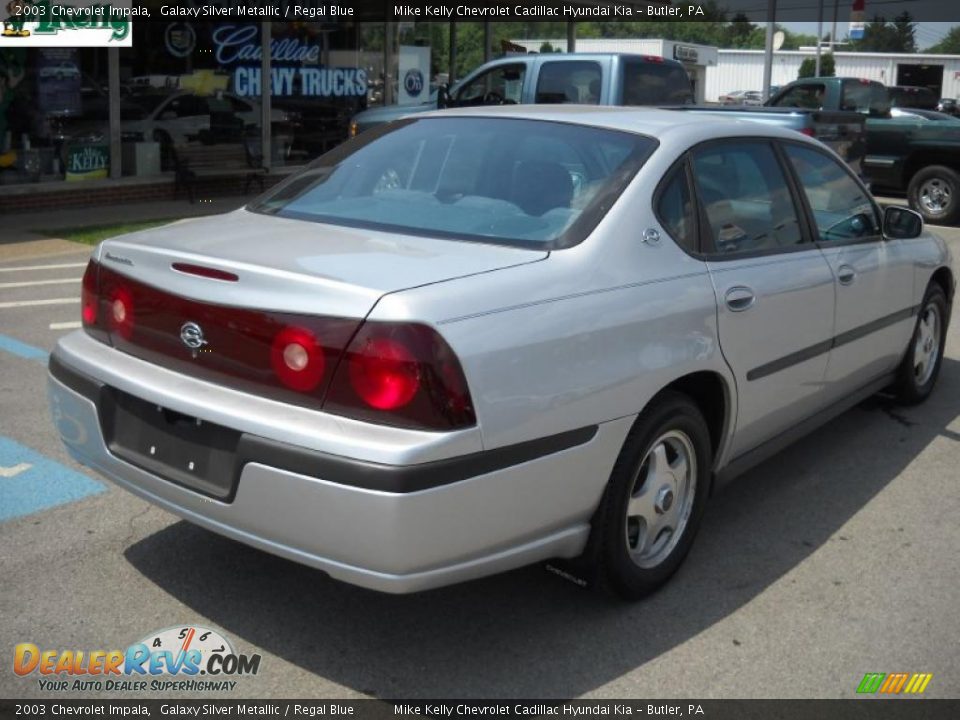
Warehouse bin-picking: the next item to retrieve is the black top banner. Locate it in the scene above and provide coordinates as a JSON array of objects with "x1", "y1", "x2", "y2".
[{"x1": 62, "y1": 0, "x2": 960, "y2": 24}]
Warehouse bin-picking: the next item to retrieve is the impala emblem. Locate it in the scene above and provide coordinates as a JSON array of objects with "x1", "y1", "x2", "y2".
[{"x1": 180, "y1": 321, "x2": 208, "y2": 357}]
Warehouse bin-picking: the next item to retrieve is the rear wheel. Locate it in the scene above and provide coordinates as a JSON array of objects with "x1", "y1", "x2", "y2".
[
  {"x1": 893, "y1": 284, "x2": 948, "y2": 404},
  {"x1": 908, "y1": 165, "x2": 960, "y2": 226},
  {"x1": 596, "y1": 392, "x2": 712, "y2": 600}
]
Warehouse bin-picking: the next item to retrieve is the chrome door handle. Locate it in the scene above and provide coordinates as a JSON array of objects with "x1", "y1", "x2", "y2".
[
  {"x1": 724, "y1": 286, "x2": 756, "y2": 312},
  {"x1": 837, "y1": 265, "x2": 857, "y2": 285}
]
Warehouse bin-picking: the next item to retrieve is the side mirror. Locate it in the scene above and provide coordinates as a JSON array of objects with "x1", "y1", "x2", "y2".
[
  {"x1": 883, "y1": 205, "x2": 923, "y2": 239},
  {"x1": 437, "y1": 84, "x2": 449, "y2": 109}
]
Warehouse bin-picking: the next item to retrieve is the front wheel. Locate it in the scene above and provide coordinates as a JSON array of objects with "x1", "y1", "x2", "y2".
[
  {"x1": 893, "y1": 284, "x2": 948, "y2": 404},
  {"x1": 596, "y1": 392, "x2": 712, "y2": 600},
  {"x1": 908, "y1": 165, "x2": 960, "y2": 226}
]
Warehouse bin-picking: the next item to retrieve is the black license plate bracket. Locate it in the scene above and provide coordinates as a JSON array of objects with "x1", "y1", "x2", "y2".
[{"x1": 101, "y1": 388, "x2": 241, "y2": 501}]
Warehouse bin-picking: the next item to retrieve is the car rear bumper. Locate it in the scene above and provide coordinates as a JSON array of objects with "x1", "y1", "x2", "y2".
[{"x1": 48, "y1": 332, "x2": 630, "y2": 593}]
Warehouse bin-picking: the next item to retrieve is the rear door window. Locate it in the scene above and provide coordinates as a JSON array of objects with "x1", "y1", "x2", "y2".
[
  {"x1": 691, "y1": 141, "x2": 805, "y2": 255},
  {"x1": 536, "y1": 61, "x2": 602, "y2": 104},
  {"x1": 772, "y1": 83, "x2": 826, "y2": 110},
  {"x1": 656, "y1": 162, "x2": 697, "y2": 252},
  {"x1": 621, "y1": 60, "x2": 692, "y2": 105}
]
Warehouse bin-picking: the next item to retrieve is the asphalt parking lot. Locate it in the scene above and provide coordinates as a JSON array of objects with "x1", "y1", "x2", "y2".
[{"x1": 1, "y1": 214, "x2": 958, "y2": 700}]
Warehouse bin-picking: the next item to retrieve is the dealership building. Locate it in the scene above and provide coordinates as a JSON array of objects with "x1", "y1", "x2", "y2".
[
  {"x1": 2, "y1": 18, "x2": 960, "y2": 213},
  {"x1": 0, "y1": 20, "x2": 457, "y2": 212}
]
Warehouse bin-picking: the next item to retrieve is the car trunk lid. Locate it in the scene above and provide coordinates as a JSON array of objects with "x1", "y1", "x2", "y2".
[
  {"x1": 89, "y1": 208, "x2": 546, "y2": 411},
  {"x1": 99, "y1": 208, "x2": 548, "y2": 318}
]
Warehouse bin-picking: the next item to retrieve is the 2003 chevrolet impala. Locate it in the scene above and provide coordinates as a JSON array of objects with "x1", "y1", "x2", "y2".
[{"x1": 48, "y1": 107, "x2": 954, "y2": 599}]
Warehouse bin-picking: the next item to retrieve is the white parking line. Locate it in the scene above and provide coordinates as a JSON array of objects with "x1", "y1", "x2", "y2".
[
  {"x1": 0, "y1": 298, "x2": 78, "y2": 309},
  {"x1": 49, "y1": 321, "x2": 82, "y2": 330},
  {"x1": 0, "y1": 262, "x2": 86, "y2": 273},
  {"x1": 0, "y1": 278, "x2": 81, "y2": 290}
]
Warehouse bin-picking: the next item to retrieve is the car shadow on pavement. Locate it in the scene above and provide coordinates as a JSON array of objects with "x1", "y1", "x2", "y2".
[{"x1": 125, "y1": 357, "x2": 960, "y2": 699}]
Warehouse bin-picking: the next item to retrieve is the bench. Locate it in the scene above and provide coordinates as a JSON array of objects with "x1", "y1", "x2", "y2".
[{"x1": 172, "y1": 140, "x2": 265, "y2": 203}]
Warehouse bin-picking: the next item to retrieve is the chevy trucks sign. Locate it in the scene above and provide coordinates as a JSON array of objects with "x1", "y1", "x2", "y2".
[{"x1": 211, "y1": 24, "x2": 367, "y2": 99}]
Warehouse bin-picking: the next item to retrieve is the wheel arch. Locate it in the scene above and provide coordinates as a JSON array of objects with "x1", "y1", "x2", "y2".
[
  {"x1": 903, "y1": 154, "x2": 960, "y2": 188},
  {"x1": 929, "y1": 265, "x2": 955, "y2": 306},
  {"x1": 657, "y1": 370, "x2": 733, "y2": 474}
]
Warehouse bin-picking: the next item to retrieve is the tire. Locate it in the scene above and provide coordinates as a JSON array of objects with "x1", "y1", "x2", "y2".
[
  {"x1": 893, "y1": 284, "x2": 949, "y2": 405},
  {"x1": 595, "y1": 391, "x2": 712, "y2": 600},
  {"x1": 907, "y1": 165, "x2": 960, "y2": 226}
]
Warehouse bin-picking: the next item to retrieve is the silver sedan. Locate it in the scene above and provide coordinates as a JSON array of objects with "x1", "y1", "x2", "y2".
[{"x1": 48, "y1": 107, "x2": 955, "y2": 599}]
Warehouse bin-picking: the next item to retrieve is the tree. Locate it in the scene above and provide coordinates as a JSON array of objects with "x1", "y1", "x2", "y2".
[
  {"x1": 798, "y1": 53, "x2": 836, "y2": 79},
  {"x1": 893, "y1": 12, "x2": 917, "y2": 53},
  {"x1": 924, "y1": 25, "x2": 960, "y2": 53},
  {"x1": 849, "y1": 14, "x2": 917, "y2": 52}
]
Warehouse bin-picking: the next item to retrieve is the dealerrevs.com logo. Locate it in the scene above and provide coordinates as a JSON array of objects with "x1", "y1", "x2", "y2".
[
  {"x1": 13, "y1": 626, "x2": 262, "y2": 692},
  {"x1": 1, "y1": 0, "x2": 135, "y2": 46}
]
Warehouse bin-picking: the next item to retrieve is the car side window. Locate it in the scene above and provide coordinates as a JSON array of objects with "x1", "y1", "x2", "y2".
[
  {"x1": 656, "y1": 163, "x2": 696, "y2": 252},
  {"x1": 536, "y1": 61, "x2": 602, "y2": 104},
  {"x1": 621, "y1": 61, "x2": 693, "y2": 105},
  {"x1": 691, "y1": 142, "x2": 804, "y2": 255},
  {"x1": 782, "y1": 143, "x2": 881, "y2": 243},
  {"x1": 455, "y1": 64, "x2": 525, "y2": 105},
  {"x1": 773, "y1": 83, "x2": 825, "y2": 110}
]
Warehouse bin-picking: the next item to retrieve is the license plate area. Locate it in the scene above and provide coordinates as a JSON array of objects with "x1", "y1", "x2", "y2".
[{"x1": 101, "y1": 388, "x2": 241, "y2": 501}]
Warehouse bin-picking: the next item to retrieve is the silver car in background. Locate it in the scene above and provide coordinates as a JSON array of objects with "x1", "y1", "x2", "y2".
[{"x1": 48, "y1": 107, "x2": 954, "y2": 599}]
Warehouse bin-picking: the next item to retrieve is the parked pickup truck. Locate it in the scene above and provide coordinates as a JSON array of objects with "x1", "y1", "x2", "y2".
[
  {"x1": 666, "y1": 104, "x2": 866, "y2": 176},
  {"x1": 349, "y1": 53, "x2": 694, "y2": 136},
  {"x1": 349, "y1": 54, "x2": 866, "y2": 174},
  {"x1": 768, "y1": 77, "x2": 960, "y2": 225}
]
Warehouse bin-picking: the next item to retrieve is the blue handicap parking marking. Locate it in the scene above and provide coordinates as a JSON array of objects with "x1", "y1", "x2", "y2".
[
  {"x1": 0, "y1": 333, "x2": 49, "y2": 362},
  {"x1": 0, "y1": 436, "x2": 104, "y2": 522}
]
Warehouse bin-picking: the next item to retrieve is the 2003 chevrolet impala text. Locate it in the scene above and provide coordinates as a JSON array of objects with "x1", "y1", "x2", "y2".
[{"x1": 48, "y1": 107, "x2": 955, "y2": 599}]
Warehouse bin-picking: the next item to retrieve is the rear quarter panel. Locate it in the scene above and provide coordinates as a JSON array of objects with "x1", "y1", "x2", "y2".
[{"x1": 367, "y1": 151, "x2": 736, "y2": 459}]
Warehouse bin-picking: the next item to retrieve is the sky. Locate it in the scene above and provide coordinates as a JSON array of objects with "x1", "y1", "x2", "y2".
[
  {"x1": 742, "y1": 0, "x2": 960, "y2": 50},
  {"x1": 781, "y1": 21, "x2": 957, "y2": 49}
]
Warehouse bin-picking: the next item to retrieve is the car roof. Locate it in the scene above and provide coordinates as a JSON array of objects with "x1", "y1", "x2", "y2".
[
  {"x1": 418, "y1": 104, "x2": 810, "y2": 145},
  {"x1": 479, "y1": 52, "x2": 685, "y2": 66}
]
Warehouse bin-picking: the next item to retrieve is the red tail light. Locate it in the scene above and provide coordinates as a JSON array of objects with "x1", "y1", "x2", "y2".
[
  {"x1": 348, "y1": 337, "x2": 420, "y2": 410},
  {"x1": 642, "y1": 55, "x2": 664, "y2": 63},
  {"x1": 81, "y1": 263, "x2": 476, "y2": 431},
  {"x1": 107, "y1": 285, "x2": 135, "y2": 340},
  {"x1": 325, "y1": 322, "x2": 475, "y2": 430},
  {"x1": 798, "y1": 127, "x2": 815, "y2": 136},
  {"x1": 270, "y1": 326, "x2": 325, "y2": 392},
  {"x1": 81, "y1": 260, "x2": 98, "y2": 326}
]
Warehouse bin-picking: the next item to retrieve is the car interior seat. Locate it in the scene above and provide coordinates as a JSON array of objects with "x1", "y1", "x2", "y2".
[{"x1": 511, "y1": 160, "x2": 574, "y2": 216}]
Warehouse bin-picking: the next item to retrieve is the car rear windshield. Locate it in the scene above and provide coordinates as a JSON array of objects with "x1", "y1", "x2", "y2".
[{"x1": 247, "y1": 117, "x2": 655, "y2": 248}]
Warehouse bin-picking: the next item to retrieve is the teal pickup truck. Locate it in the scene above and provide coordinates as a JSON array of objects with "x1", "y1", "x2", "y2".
[{"x1": 768, "y1": 77, "x2": 960, "y2": 225}]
